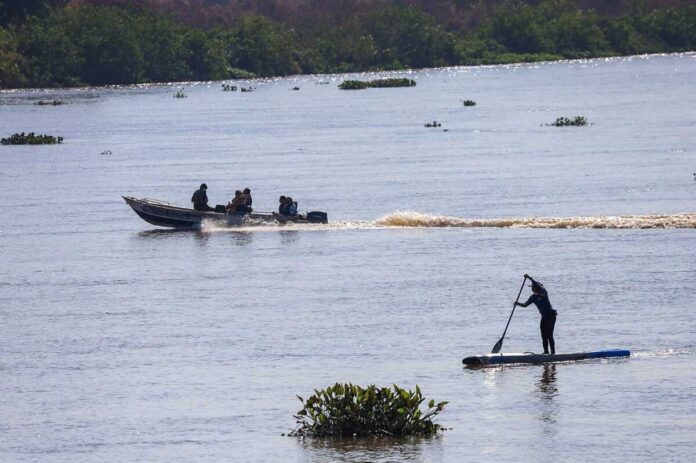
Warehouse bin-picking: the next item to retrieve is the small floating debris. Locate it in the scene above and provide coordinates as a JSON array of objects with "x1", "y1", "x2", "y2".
[
  {"x1": 425, "y1": 120, "x2": 442, "y2": 128},
  {"x1": 338, "y1": 78, "x2": 416, "y2": 90},
  {"x1": 290, "y1": 86, "x2": 300, "y2": 91},
  {"x1": 316, "y1": 81, "x2": 330, "y2": 85},
  {"x1": 462, "y1": 100, "x2": 476, "y2": 107},
  {"x1": 100, "y1": 150, "x2": 112, "y2": 156},
  {"x1": 221, "y1": 83, "x2": 238, "y2": 92},
  {"x1": 36, "y1": 99, "x2": 65, "y2": 106},
  {"x1": 174, "y1": 89, "x2": 187, "y2": 98},
  {"x1": 1, "y1": 132, "x2": 63, "y2": 145},
  {"x1": 240, "y1": 87, "x2": 254, "y2": 92},
  {"x1": 549, "y1": 116, "x2": 587, "y2": 127}
]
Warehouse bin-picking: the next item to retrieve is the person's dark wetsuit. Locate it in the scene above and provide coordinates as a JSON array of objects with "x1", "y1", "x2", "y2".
[{"x1": 516, "y1": 278, "x2": 558, "y2": 354}]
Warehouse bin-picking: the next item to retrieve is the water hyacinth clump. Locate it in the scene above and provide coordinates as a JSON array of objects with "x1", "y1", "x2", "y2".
[
  {"x1": 36, "y1": 99, "x2": 65, "y2": 106},
  {"x1": 338, "y1": 80, "x2": 369, "y2": 90},
  {"x1": 462, "y1": 100, "x2": 476, "y2": 106},
  {"x1": 339, "y1": 78, "x2": 416, "y2": 90},
  {"x1": 368, "y1": 78, "x2": 416, "y2": 88},
  {"x1": 1, "y1": 132, "x2": 63, "y2": 145},
  {"x1": 551, "y1": 116, "x2": 587, "y2": 126},
  {"x1": 289, "y1": 383, "x2": 447, "y2": 438}
]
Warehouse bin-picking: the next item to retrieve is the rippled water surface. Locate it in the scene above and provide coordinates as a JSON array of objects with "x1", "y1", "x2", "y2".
[{"x1": 1, "y1": 54, "x2": 695, "y2": 462}]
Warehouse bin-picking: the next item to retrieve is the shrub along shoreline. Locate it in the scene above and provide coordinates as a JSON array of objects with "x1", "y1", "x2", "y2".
[{"x1": 0, "y1": 1, "x2": 694, "y2": 89}]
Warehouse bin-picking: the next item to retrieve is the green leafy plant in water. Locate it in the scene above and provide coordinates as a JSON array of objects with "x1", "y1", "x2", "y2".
[
  {"x1": 368, "y1": 78, "x2": 416, "y2": 88},
  {"x1": 339, "y1": 78, "x2": 416, "y2": 90},
  {"x1": 289, "y1": 383, "x2": 447, "y2": 437},
  {"x1": 338, "y1": 80, "x2": 369, "y2": 90},
  {"x1": 1, "y1": 132, "x2": 63, "y2": 145},
  {"x1": 551, "y1": 116, "x2": 587, "y2": 126}
]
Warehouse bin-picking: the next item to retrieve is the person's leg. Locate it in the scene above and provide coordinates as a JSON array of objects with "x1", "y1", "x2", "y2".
[
  {"x1": 540, "y1": 319, "x2": 549, "y2": 354},
  {"x1": 548, "y1": 315, "x2": 556, "y2": 354}
]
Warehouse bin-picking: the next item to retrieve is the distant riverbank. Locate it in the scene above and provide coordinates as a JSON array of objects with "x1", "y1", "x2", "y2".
[{"x1": 1, "y1": 1, "x2": 694, "y2": 89}]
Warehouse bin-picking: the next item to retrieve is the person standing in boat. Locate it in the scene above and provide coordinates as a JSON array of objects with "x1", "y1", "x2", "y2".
[
  {"x1": 191, "y1": 183, "x2": 214, "y2": 211},
  {"x1": 514, "y1": 274, "x2": 558, "y2": 354}
]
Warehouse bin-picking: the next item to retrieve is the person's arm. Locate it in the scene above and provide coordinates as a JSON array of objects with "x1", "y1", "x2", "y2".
[
  {"x1": 524, "y1": 274, "x2": 548, "y2": 297},
  {"x1": 516, "y1": 295, "x2": 534, "y2": 307}
]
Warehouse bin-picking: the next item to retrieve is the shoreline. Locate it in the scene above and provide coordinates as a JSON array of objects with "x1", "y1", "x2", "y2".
[{"x1": 1, "y1": 51, "x2": 693, "y2": 93}]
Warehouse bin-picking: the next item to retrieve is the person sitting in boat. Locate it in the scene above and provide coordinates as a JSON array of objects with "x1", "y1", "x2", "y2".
[
  {"x1": 514, "y1": 274, "x2": 558, "y2": 354},
  {"x1": 286, "y1": 196, "x2": 298, "y2": 216},
  {"x1": 226, "y1": 190, "x2": 249, "y2": 214},
  {"x1": 243, "y1": 187, "x2": 253, "y2": 212},
  {"x1": 276, "y1": 195, "x2": 289, "y2": 215},
  {"x1": 191, "y1": 183, "x2": 214, "y2": 211}
]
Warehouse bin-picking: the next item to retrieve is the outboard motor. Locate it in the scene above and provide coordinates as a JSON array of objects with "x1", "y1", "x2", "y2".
[{"x1": 306, "y1": 211, "x2": 328, "y2": 224}]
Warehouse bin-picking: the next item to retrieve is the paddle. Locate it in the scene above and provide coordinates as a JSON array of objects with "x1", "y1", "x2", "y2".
[{"x1": 491, "y1": 276, "x2": 528, "y2": 354}]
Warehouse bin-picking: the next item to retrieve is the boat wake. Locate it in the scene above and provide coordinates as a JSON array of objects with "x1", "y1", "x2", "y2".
[
  {"x1": 199, "y1": 211, "x2": 696, "y2": 233},
  {"x1": 375, "y1": 211, "x2": 696, "y2": 229}
]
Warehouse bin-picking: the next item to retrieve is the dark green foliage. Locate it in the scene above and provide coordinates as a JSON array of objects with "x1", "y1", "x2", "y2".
[
  {"x1": 1, "y1": 132, "x2": 63, "y2": 144},
  {"x1": 338, "y1": 80, "x2": 369, "y2": 90},
  {"x1": 551, "y1": 116, "x2": 588, "y2": 126},
  {"x1": 338, "y1": 78, "x2": 415, "y2": 90},
  {"x1": 226, "y1": 16, "x2": 301, "y2": 77},
  {"x1": 36, "y1": 99, "x2": 64, "y2": 105},
  {"x1": 290, "y1": 383, "x2": 447, "y2": 438},
  {"x1": 368, "y1": 78, "x2": 416, "y2": 88},
  {"x1": 1, "y1": 1, "x2": 695, "y2": 88}
]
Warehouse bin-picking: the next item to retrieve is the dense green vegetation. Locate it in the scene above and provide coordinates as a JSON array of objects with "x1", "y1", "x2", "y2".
[
  {"x1": 339, "y1": 78, "x2": 416, "y2": 90},
  {"x1": 0, "y1": 1, "x2": 694, "y2": 88},
  {"x1": 1, "y1": 132, "x2": 63, "y2": 144},
  {"x1": 289, "y1": 383, "x2": 447, "y2": 438},
  {"x1": 551, "y1": 116, "x2": 588, "y2": 126}
]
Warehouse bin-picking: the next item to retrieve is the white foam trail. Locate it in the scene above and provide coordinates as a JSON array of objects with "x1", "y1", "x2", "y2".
[
  {"x1": 631, "y1": 348, "x2": 691, "y2": 358},
  {"x1": 198, "y1": 212, "x2": 696, "y2": 233},
  {"x1": 375, "y1": 211, "x2": 696, "y2": 229}
]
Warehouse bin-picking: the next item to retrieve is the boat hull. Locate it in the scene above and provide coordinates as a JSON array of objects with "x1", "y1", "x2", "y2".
[
  {"x1": 123, "y1": 196, "x2": 328, "y2": 228},
  {"x1": 462, "y1": 349, "x2": 630, "y2": 367}
]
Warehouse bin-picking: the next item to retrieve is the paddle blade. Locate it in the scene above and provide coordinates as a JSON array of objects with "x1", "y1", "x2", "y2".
[{"x1": 491, "y1": 338, "x2": 503, "y2": 354}]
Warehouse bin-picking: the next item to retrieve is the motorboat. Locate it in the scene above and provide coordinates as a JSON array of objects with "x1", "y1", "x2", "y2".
[{"x1": 123, "y1": 196, "x2": 328, "y2": 228}]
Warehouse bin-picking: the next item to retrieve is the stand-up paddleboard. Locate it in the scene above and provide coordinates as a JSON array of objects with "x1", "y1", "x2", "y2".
[{"x1": 462, "y1": 349, "x2": 630, "y2": 367}]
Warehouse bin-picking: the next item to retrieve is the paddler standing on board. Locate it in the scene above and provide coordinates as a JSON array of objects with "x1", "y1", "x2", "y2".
[{"x1": 515, "y1": 274, "x2": 558, "y2": 354}]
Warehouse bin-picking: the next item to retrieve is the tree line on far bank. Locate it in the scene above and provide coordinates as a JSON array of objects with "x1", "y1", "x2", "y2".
[{"x1": 0, "y1": 0, "x2": 694, "y2": 88}]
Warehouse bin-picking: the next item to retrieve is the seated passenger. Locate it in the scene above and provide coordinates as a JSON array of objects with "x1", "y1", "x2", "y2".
[
  {"x1": 191, "y1": 183, "x2": 214, "y2": 211},
  {"x1": 243, "y1": 187, "x2": 253, "y2": 212},
  {"x1": 226, "y1": 190, "x2": 249, "y2": 214},
  {"x1": 286, "y1": 196, "x2": 298, "y2": 216},
  {"x1": 277, "y1": 195, "x2": 288, "y2": 215}
]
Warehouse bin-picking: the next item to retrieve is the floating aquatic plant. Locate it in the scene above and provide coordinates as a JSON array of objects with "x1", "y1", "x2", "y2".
[
  {"x1": 36, "y1": 100, "x2": 65, "y2": 106},
  {"x1": 289, "y1": 383, "x2": 447, "y2": 438},
  {"x1": 338, "y1": 78, "x2": 416, "y2": 90},
  {"x1": 550, "y1": 116, "x2": 587, "y2": 126},
  {"x1": 174, "y1": 89, "x2": 187, "y2": 98},
  {"x1": 221, "y1": 83, "x2": 238, "y2": 92},
  {"x1": 240, "y1": 87, "x2": 254, "y2": 92},
  {"x1": 462, "y1": 100, "x2": 476, "y2": 106},
  {"x1": 425, "y1": 121, "x2": 442, "y2": 128},
  {"x1": 338, "y1": 80, "x2": 369, "y2": 90},
  {"x1": 1, "y1": 132, "x2": 63, "y2": 145}
]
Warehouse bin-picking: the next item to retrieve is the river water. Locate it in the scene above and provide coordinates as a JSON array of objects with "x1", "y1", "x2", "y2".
[{"x1": 1, "y1": 54, "x2": 695, "y2": 462}]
